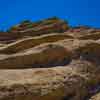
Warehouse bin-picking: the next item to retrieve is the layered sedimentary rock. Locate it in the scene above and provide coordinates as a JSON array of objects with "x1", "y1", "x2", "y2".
[
  {"x1": 0, "y1": 33, "x2": 73, "y2": 54},
  {"x1": 66, "y1": 26, "x2": 100, "y2": 40},
  {"x1": 0, "y1": 44, "x2": 72, "y2": 69},
  {"x1": 0, "y1": 17, "x2": 100, "y2": 100},
  {"x1": 8, "y1": 17, "x2": 69, "y2": 37},
  {"x1": 0, "y1": 17, "x2": 69, "y2": 44}
]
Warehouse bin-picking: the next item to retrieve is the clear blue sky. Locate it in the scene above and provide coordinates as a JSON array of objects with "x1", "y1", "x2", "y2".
[{"x1": 0, "y1": 0, "x2": 100, "y2": 30}]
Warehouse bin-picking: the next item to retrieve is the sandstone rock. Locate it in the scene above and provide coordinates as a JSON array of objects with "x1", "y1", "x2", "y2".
[
  {"x1": 0, "y1": 44, "x2": 72, "y2": 69},
  {"x1": 0, "y1": 39, "x2": 99, "y2": 99},
  {"x1": 0, "y1": 18, "x2": 100, "y2": 100},
  {"x1": 0, "y1": 58, "x2": 99, "y2": 100},
  {"x1": 0, "y1": 33, "x2": 73, "y2": 54},
  {"x1": 8, "y1": 17, "x2": 69, "y2": 37},
  {"x1": 0, "y1": 39, "x2": 98, "y2": 69},
  {"x1": 65, "y1": 26, "x2": 100, "y2": 40},
  {"x1": 0, "y1": 32, "x2": 19, "y2": 44},
  {"x1": 0, "y1": 18, "x2": 69, "y2": 44},
  {"x1": 0, "y1": 67, "x2": 95, "y2": 100}
]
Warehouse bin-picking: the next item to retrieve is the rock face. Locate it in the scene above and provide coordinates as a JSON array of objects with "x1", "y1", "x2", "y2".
[
  {"x1": 0, "y1": 44, "x2": 72, "y2": 69},
  {"x1": 0, "y1": 17, "x2": 100, "y2": 100},
  {"x1": 8, "y1": 17, "x2": 69, "y2": 37},
  {"x1": 0, "y1": 33, "x2": 73, "y2": 54}
]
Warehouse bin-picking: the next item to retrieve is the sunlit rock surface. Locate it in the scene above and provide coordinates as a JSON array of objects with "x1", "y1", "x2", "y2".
[{"x1": 0, "y1": 17, "x2": 100, "y2": 100}]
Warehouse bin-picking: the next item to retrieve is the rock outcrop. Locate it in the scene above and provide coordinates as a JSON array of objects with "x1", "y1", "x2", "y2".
[
  {"x1": 8, "y1": 17, "x2": 69, "y2": 37},
  {"x1": 0, "y1": 33, "x2": 73, "y2": 54},
  {"x1": 0, "y1": 17, "x2": 100, "y2": 100},
  {"x1": 0, "y1": 44, "x2": 72, "y2": 69}
]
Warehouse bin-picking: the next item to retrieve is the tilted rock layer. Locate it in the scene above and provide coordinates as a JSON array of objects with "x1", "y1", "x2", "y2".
[{"x1": 0, "y1": 17, "x2": 100, "y2": 100}]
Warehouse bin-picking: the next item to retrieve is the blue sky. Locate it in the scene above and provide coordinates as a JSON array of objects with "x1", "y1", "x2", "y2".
[{"x1": 0, "y1": 0, "x2": 100, "y2": 30}]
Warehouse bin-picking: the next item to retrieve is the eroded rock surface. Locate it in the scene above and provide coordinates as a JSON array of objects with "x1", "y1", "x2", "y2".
[{"x1": 0, "y1": 18, "x2": 100, "y2": 100}]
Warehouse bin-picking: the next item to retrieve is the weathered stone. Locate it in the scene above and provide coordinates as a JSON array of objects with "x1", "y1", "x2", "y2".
[
  {"x1": 8, "y1": 17, "x2": 69, "y2": 37},
  {"x1": 0, "y1": 33, "x2": 73, "y2": 54},
  {"x1": 0, "y1": 44, "x2": 72, "y2": 69},
  {"x1": 0, "y1": 67, "x2": 94, "y2": 100},
  {"x1": 0, "y1": 18, "x2": 100, "y2": 100}
]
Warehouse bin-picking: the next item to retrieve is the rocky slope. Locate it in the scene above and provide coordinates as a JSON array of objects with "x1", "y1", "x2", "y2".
[{"x1": 0, "y1": 17, "x2": 100, "y2": 100}]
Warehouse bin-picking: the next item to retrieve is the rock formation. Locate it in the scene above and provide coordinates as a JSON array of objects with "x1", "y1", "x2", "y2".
[{"x1": 0, "y1": 17, "x2": 100, "y2": 100}]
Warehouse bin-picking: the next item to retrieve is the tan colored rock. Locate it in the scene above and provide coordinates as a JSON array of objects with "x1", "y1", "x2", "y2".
[
  {"x1": 0, "y1": 39, "x2": 99, "y2": 69},
  {"x1": 0, "y1": 66, "x2": 96, "y2": 100},
  {"x1": 0, "y1": 44, "x2": 72, "y2": 69},
  {"x1": 0, "y1": 33, "x2": 73, "y2": 54},
  {"x1": 0, "y1": 59, "x2": 99, "y2": 100},
  {"x1": 0, "y1": 18, "x2": 100, "y2": 100},
  {"x1": 0, "y1": 39, "x2": 99, "y2": 100},
  {"x1": 0, "y1": 39, "x2": 98, "y2": 69},
  {"x1": 78, "y1": 32, "x2": 100, "y2": 40},
  {"x1": 65, "y1": 27, "x2": 100, "y2": 40}
]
